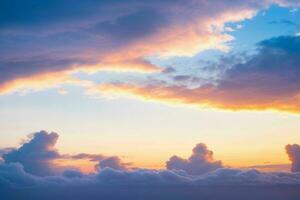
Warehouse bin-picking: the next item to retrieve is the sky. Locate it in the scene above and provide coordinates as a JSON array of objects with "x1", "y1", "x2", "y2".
[{"x1": 1, "y1": 1, "x2": 300, "y2": 199}]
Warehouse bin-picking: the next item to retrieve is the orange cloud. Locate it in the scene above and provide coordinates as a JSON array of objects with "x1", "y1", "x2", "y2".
[
  {"x1": 90, "y1": 83, "x2": 300, "y2": 113},
  {"x1": 0, "y1": 1, "x2": 261, "y2": 94},
  {"x1": 133, "y1": 9, "x2": 255, "y2": 57},
  {"x1": 0, "y1": 71, "x2": 93, "y2": 95}
]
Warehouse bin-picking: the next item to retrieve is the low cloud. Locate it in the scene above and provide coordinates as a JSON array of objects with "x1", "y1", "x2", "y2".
[
  {"x1": 69, "y1": 153, "x2": 104, "y2": 162},
  {"x1": 1, "y1": 132, "x2": 300, "y2": 199},
  {"x1": 1, "y1": 162, "x2": 300, "y2": 200},
  {"x1": 96, "y1": 156, "x2": 130, "y2": 171},
  {"x1": 2, "y1": 131, "x2": 60, "y2": 176},
  {"x1": 1, "y1": 131, "x2": 105, "y2": 176},
  {"x1": 166, "y1": 143, "x2": 222, "y2": 175}
]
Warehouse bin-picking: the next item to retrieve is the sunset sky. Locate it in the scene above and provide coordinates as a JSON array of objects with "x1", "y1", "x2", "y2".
[{"x1": 1, "y1": 1, "x2": 300, "y2": 199}]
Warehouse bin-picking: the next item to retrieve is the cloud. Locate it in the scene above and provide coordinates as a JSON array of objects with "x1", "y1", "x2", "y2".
[
  {"x1": 246, "y1": 164, "x2": 291, "y2": 172},
  {"x1": 286, "y1": 144, "x2": 300, "y2": 172},
  {"x1": 1, "y1": 163, "x2": 300, "y2": 200},
  {"x1": 96, "y1": 156, "x2": 129, "y2": 171},
  {"x1": 95, "y1": 35, "x2": 300, "y2": 113},
  {"x1": 2, "y1": 131, "x2": 60, "y2": 176},
  {"x1": 1, "y1": 132, "x2": 300, "y2": 199},
  {"x1": 2, "y1": 0, "x2": 298, "y2": 94},
  {"x1": 1, "y1": 130, "x2": 105, "y2": 176},
  {"x1": 62, "y1": 169, "x2": 84, "y2": 178},
  {"x1": 166, "y1": 143, "x2": 222, "y2": 175},
  {"x1": 70, "y1": 153, "x2": 104, "y2": 162}
]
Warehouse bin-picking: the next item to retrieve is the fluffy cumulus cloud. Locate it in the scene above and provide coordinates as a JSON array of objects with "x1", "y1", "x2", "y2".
[
  {"x1": 96, "y1": 35, "x2": 300, "y2": 113},
  {"x1": 1, "y1": 0, "x2": 299, "y2": 94},
  {"x1": 1, "y1": 131, "x2": 105, "y2": 176},
  {"x1": 286, "y1": 144, "x2": 300, "y2": 172},
  {"x1": 2, "y1": 131, "x2": 60, "y2": 176},
  {"x1": 1, "y1": 131, "x2": 300, "y2": 199},
  {"x1": 166, "y1": 143, "x2": 222, "y2": 175}
]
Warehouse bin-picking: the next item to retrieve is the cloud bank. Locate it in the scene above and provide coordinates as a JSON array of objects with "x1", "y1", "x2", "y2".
[
  {"x1": 1, "y1": 162, "x2": 300, "y2": 200},
  {"x1": 1, "y1": 131, "x2": 300, "y2": 199}
]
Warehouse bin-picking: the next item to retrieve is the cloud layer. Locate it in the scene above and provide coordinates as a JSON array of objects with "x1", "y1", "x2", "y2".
[
  {"x1": 1, "y1": 0, "x2": 299, "y2": 94},
  {"x1": 1, "y1": 131, "x2": 300, "y2": 199},
  {"x1": 1, "y1": 162, "x2": 300, "y2": 200}
]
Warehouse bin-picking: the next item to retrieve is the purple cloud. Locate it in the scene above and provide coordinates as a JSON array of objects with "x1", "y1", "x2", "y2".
[
  {"x1": 166, "y1": 143, "x2": 222, "y2": 175},
  {"x1": 1, "y1": 130, "x2": 104, "y2": 176},
  {"x1": 2, "y1": 131, "x2": 60, "y2": 176},
  {"x1": 96, "y1": 156, "x2": 129, "y2": 171},
  {"x1": 286, "y1": 144, "x2": 300, "y2": 172},
  {"x1": 96, "y1": 35, "x2": 300, "y2": 113},
  {"x1": 2, "y1": 0, "x2": 299, "y2": 94},
  {"x1": 1, "y1": 132, "x2": 300, "y2": 199},
  {"x1": 1, "y1": 163, "x2": 300, "y2": 200}
]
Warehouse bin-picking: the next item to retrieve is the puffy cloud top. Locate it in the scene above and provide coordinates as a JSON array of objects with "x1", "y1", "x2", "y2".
[
  {"x1": 2, "y1": 130, "x2": 105, "y2": 176},
  {"x1": 166, "y1": 143, "x2": 222, "y2": 175},
  {"x1": 286, "y1": 144, "x2": 300, "y2": 172},
  {"x1": 3, "y1": 131, "x2": 60, "y2": 176}
]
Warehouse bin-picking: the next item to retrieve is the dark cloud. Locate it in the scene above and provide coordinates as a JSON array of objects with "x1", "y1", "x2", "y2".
[
  {"x1": 91, "y1": 8, "x2": 167, "y2": 43},
  {"x1": 1, "y1": 131, "x2": 104, "y2": 176},
  {"x1": 0, "y1": 0, "x2": 129, "y2": 31},
  {"x1": 96, "y1": 156, "x2": 129, "y2": 171},
  {"x1": 286, "y1": 144, "x2": 300, "y2": 172},
  {"x1": 98, "y1": 35, "x2": 300, "y2": 113},
  {"x1": 1, "y1": 132, "x2": 300, "y2": 199},
  {"x1": 2, "y1": 0, "x2": 298, "y2": 93},
  {"x1": 166, "y1": 143, "x2": 222, "y2": 175},
  {"x1": 1, "y1": 163, "x2": 300, "y2": 200},
  {"x1": 2, "y1": 130, "x2": 60, "y2": 176},
  {"x1": 62, "y1": 169, "x2": 84, "y2": 178},
  {"x1": 246, "y1": 164, "x2": 291, "y2": 172},
  {"x1": 0, "y1": 148, "x2": 14, "y2": 157},
  {"x1": 70, "y1": 153, "x2": 104, "y2": 162},
  {"x1": 218, "y1": 35, "x2": 300, "y2": 105}
]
